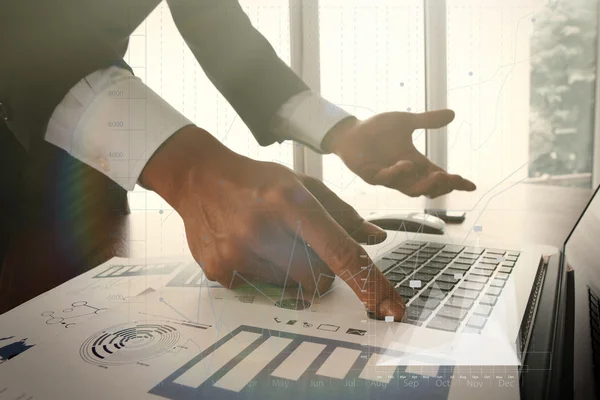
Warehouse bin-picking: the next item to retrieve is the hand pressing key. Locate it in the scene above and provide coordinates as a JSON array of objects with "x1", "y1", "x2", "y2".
[{"x1": 140, "y1": 125, "x2": 407, "y2": 321}]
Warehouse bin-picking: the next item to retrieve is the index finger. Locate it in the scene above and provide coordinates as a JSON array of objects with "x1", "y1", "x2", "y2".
[{"x1": 279, "y1": 189, "x2": 407, "y2": 321}]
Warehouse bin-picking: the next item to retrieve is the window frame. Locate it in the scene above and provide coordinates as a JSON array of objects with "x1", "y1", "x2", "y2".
[{"x1": 289, "y1": 0, "x2": 324, "y2": 180}]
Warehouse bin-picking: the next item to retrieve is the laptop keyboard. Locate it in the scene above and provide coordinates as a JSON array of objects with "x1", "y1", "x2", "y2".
[{"x1": 378, "y1": 241, "x2": 521, "y2": 333}]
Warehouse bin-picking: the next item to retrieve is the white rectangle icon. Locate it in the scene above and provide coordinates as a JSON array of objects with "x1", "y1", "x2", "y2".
[
  {"x1": 409, "y1": 280, "x2": 422, "y2": 288},
  {"x1": 359, "y1": 353, "x2": 397, "y2": 384},
  {"x1": 271, "y1": 342, "x2": 326, "y2": 381},
  {"x1": 316, "y1": 347, "x2": 361, "y2": 379},
  {"x1": 174, "y1": 331, "x2": 262, "y2": 388},
  {"x1": 214, "y1": 336, "x2": 293, "y2": 392}
]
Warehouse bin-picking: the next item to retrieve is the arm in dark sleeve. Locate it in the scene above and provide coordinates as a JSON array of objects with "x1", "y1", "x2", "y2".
[{"x1": 166, "y1": 0, "x2": 309, "y2": 146}]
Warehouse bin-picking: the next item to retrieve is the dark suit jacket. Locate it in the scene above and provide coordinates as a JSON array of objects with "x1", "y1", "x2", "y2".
[{"x1": 0, "y1": 0, "x2": 309, "y2": 151}]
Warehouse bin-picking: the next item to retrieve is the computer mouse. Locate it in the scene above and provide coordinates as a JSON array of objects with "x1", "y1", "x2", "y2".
[{"x1": 365, "y1": 212, "x2": 445, "y2": 235}]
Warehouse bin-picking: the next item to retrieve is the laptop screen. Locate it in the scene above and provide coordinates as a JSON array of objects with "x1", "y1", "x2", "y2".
[
  {"x1": 564, "y1": 184, "x2": 600, "y2": 397},
  {"x1": 564, "y1": 184, "x2": 600, "y2": 274}
]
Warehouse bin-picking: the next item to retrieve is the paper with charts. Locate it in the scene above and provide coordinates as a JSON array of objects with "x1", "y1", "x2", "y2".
[{"x1": 0, "y1": 257, "x2": 520, "y2": 400}]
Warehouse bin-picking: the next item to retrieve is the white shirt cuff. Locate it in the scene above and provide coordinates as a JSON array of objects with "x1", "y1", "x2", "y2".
[
  {"x1": 45, "y1": 66, "x2": 193, "y2": 191},
  {"x1": 272, "y1": 91, "x2": 354, "y2": 153}
]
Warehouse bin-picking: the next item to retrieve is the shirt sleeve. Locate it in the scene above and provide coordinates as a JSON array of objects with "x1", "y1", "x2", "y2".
[
  {"x1": 270, "y1": 90, "x2": 355, "y2": 154},
  {"x1": 45, "y1": 66, "x2": 193, "y2": 191}
]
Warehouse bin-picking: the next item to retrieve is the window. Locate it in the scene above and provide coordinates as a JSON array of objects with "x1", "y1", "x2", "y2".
[
  {"x1": 319, "y1": 0, "x2": 426, "y2": 213},
  {"x1": 126, "y1": 0, "x2": 293, "y2": 212},
  {"x1": 126, "y1": 0, "x2": 599, "y2": 213},
  {"x1": 447, "y1": 0, "x2": 598, "y2": 194}
]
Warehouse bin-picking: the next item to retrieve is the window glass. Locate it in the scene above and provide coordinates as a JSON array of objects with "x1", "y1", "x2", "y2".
[
  {"x1": 126, "y1": 0, "x2": 293, "y2": 212},
  {"x1": 320, "y1": 0, "x2": 426, "y2": 213}
]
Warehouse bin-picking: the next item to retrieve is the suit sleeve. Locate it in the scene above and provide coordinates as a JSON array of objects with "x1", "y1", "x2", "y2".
[{"x1": 166, "y1": 0, "x2": 310, "y2": 147}]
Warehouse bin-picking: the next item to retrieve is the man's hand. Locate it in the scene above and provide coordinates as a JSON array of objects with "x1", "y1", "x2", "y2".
[
  {"x1": 322, "y1": 110, "x2": 476, "y2": 198},
  {"x1": 140, "y1": 126, "x2": 406, "y2": 321}
]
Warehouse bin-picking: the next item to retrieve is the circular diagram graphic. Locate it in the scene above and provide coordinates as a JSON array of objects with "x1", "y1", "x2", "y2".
[
  {"x1": 80, "y1": 321, "x2": 180, "y2": 366},
  {"x1": 275, "y1": 299, "x2": 311, "y2": 310}
]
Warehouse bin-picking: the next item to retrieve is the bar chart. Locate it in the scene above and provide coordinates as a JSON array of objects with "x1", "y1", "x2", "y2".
[{"x1": 150, "y1": 325, "x2": 454, "y2": 399}]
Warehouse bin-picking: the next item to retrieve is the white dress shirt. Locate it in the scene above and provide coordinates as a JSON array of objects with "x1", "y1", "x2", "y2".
[{"x1": 45, "y1": 66, "x2": 352, "y2": 191}]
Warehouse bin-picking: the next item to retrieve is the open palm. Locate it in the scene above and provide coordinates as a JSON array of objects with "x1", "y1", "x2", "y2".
[{"x1": 324, "y1": 109, "x2": 476, "y2": 198}]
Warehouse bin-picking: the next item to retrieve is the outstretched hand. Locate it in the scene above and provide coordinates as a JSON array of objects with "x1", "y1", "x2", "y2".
[{"x1": 322, "y1": 109, "x2": 476, "y2": 198}]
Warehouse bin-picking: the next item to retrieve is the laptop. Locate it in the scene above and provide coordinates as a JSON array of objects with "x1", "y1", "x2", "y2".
[{"x1": 361, "y1": 185, "x2": 600, "y2": 375}]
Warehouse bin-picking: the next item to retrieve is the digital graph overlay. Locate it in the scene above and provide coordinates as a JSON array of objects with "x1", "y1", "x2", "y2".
[
  {"x1": 150, "y1": 325, "x2": 454, "y2": 400},
  {"x1": 80, "y1": 321, "x2": 181, "y2": 367},
  {"x1": 92, "y1": 262, "x2": 182, "y2": 279}
]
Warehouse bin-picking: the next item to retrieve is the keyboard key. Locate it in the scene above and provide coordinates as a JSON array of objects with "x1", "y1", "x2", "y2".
[
  {"x1": 437, "y1": 306, "x2": 468, "y2": 321},
  {"x1": 451, "y1": 262, "x2": 472, "y2": 271},
  {"x1": 438, "y1": 274, "x2": 461, "y2": 284},
  {"x1": 498, "y1": 266, "x2": 513, "y2": 274},
  {"x1": 418, "y1": 248, "x2": 440, "y2": 256},
  {"x1": 495, "y1": 272, "x2": 510, "y2": 281},
  {"x1": 479, "y1": 295, "x2": 498, "y2": 306},
  {"x1": 377, "y1": 258, "x2": 398, "y2": 271},
  {"x1": 412, "y1": 272, "x2": 434, "y2": 281},
  {"x1": 439, "y1": 251, "x2": 459, "y2": 258},
  {"x1": 425, "y1": 243, "x2": 446, "y2": 250},
  {"x1": 486, "y1": 287, "x2": 502, "y2": 297},
  {"x1": 506, "y1": 251, "x2": 520, "y2": 258},
  {"x1": 386, "y1": 253, "x2": 408, "y2": 262},
  {"x1": 432, "y1": 256, "x2": 454, "y2": 264},
  {"x1": 474, "y1": 304, "x2": 492, "y2": 316},
  {"x1": 396, "y1": 286, "x2": 417, "y2": 298},
  {"x1": 427, "y1": 262, "x2": 450, "y2": 270},
  {"x1": 401, "y1": 243, "x2": 423, "y2": 250},
  {"x1": 486, "y1": 249, "x2": 506, "y2": 256},
  {"x1": 420, "y1": 266, "x2": 443, "y2": 275},
  {"x1": 430, "y1": 281, "x2": 455, "y2": 292},
  {"x1": 489, "y1": 278, "x2": 506, "y2": 288},
  {"x1": 427, "y1": 316, "x2": 460, "y2": 332},
  {"x1": 502, "y1": 261, "x2": 516, "y2": 268},
  {"x1": 463, "y1": 246, "x2": 485, "y2": 254},
  {"x1": 445, "y1": 268, "x2": 465, "y2": 278},
  {"x1": 405, "y1": 241, "x2": 427, "y2": 247},
  {"x1": 473, "y1": 262, "x2": 497, "y2": 271},
  {"x1": 459, "y1": 281, "x2": 485, "y2": 292},
  {"x1": 385, "y1": 272, "x2": 406, "y2": 283},
  {"x1": 465, "y1": 274, "x2": 488, "y2": 284},
  {"x1": 505, "y1": 255, "x2": 518, "y2": 262},
  {"x1": 442, "y1": 245, "x2": 464, "y2": 254},
  {"x1": 453, "y1": 288, "x2": 480, "y2": 300},
  {"x1": 462, "y1": 251, "x2": 481, "y2": 257},
  {"x1": 420, "y1": 288, "x2": 447, "y2": 300},
  {"x1": 467, "y1": 315, "x2": 487, "y2": 329},
  {"x1": 405, "y1": 307, "x2": 433, "y2": 322},
  {"x1": 393, "y1": 248, "x2": 415, "y2": 256},
  {"x1": 410, "y1": 297, "x2": 442, "y2": 310},
  {"x1": 446, "y1": 296, "x2": 474, "y2": 310},
  {"x1": 394, "y1": 265, "x2": 417, "y2": 275},
  {"x1": 481, "y1": 255, "x2": 501, "y2": 262},
  {"x1": 471, "y1": 268, "x2": 494, "y2": 277}
]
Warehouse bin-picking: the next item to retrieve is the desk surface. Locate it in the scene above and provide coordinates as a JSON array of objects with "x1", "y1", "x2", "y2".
[{"x1": 0, "y1": 182, "x2": 592, "y2": 313}]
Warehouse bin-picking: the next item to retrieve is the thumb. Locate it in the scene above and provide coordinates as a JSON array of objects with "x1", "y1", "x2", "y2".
[{"x1": 410, "y1": 109, "x2": 455, "y2": 130}]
